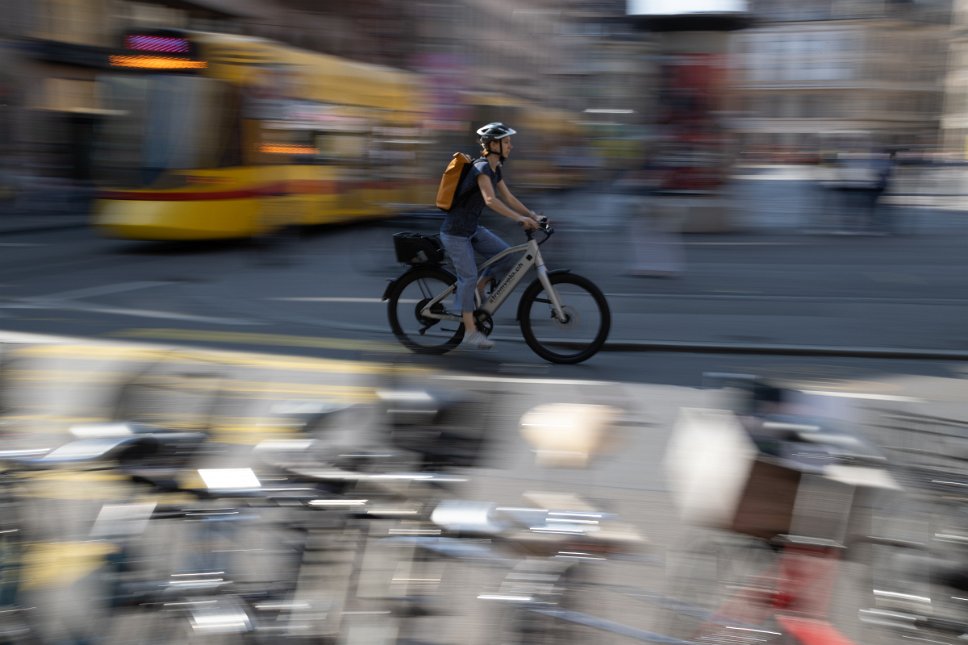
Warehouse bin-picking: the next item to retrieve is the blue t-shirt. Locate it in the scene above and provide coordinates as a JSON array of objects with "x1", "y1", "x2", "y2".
[{"x1": 441, "y1": 157, "x2": 503, "y2": 237}]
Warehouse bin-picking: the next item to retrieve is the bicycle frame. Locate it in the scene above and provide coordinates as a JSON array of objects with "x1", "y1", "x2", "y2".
[{"x1": 419, "y1": 235, "x2": 566, "y2": 322}]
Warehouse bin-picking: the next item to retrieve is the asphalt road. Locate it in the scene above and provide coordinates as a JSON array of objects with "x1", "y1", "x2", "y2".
[{"x1": 1, "y1": 183, "x2": 968, "y2": 383}]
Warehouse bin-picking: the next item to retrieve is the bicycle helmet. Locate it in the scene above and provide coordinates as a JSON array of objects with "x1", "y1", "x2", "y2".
[
  {"x1": 477, "y1": 122, "x2": 516, "y2": 144},
  {"x1": 477, "y1": 122, "x2": 517, "y2": 160}
]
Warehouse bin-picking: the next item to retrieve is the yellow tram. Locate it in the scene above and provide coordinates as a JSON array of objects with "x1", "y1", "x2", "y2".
[{"x1": 93, "y1": 29, "x2": 432, "y2": 240}]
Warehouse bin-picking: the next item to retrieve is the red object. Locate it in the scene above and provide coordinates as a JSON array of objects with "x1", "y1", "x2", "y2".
[{"x1": 777, "y1": 616, "x2": 857, "y2": 645}]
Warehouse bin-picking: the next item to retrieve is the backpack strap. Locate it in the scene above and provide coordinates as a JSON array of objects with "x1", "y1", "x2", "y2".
[{"x1": 452, "y1": 157, "x2": 484, "y2": 207}]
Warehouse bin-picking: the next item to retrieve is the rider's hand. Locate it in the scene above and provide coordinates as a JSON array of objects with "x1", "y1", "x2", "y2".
[{"x1": 519, "y1": 217, "x2": 539, "y2": 231}]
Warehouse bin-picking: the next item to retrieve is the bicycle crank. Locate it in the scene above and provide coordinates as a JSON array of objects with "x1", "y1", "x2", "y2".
[{"x1": 473, "y1": 310, "x2": 494, "y2": 336}]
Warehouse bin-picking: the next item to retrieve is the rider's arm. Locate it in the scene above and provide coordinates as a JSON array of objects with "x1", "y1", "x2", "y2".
[
  {"x1": 478, "y1": 176, "x2": 537, "y2": 229},
  {"x1": 497, "y1": 182, "x2": 540, "y2": 221}
]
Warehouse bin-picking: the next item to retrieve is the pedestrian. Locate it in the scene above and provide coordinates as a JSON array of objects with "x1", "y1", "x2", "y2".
[
  {"x1": 625, "y1": 138, "x2": 686, "y2": 278},
  {"x1": 869, "y1": 149, "x2": 896, "y2": 234},
  {"x1": 438, "y1": 122, "x2": 543, "y2": 350}
]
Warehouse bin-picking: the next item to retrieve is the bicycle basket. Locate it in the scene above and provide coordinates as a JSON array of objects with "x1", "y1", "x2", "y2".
[{"x1": 393, "y1": 232, "x2": 445, "y2": 266}]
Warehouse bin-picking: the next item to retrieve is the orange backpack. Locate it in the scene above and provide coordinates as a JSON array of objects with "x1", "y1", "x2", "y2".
[{"x1": 435, "y1": 152, "x2": 474, "y2": 211}]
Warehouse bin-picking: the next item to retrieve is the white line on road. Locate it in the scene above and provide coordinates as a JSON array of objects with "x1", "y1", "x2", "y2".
[
  {"x1": 0, "y1": 330, "x2": 78, "y2": 344},
  {"x1": 803, "y1": 390, "x2": 924, "y2": 402},
  {"x1": 437, "y1": 374, "x2": 612, "y2": 386},
  {"x1": 684, "y1": 241, "x2": 801, "y2": 246},
  {"x1": 272, "y1": 297, "x2": 420, "y2": 304},
  {"x1": 34, "y1": 281, "x2": 172, "y2": 302},
  {"x1": 0, "y1": 300, "x2": 259, "y2": 326},
  {"x1": 0, "y1": 242, "x2": 47, "y2": 247},
  {"x1": 66, "y1": 303, "x2": 261, "y2": 325},
  {"x1": 274, "y1": 297, "x2": 385, "y2": 303}
]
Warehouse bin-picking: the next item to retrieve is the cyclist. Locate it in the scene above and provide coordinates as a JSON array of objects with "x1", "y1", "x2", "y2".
[{"x1": 439, "y1": 122, "x2": 543, "y2": 350}]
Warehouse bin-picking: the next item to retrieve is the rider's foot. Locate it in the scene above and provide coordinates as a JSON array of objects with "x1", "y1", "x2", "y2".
[{"x1": 460, "y1": 330, "x2": 494, "y2": 350}]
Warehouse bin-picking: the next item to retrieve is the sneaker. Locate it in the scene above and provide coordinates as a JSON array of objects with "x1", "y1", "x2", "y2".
[{"x1": 460, "y1": 330, "x2": 494, "y2": 350}]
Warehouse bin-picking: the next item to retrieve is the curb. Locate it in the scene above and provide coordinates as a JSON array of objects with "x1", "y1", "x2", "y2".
[
  {"x1": 3, "y1": 328, "x2": 967, "y2": 362},
  {"x1": 600, "y1": 339, "x2": 968, "y2": 360}
]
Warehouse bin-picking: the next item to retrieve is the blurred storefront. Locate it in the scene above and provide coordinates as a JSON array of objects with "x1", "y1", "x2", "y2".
[{"x1": 5, "y1": 0, "x2": 262, "y2": 189}]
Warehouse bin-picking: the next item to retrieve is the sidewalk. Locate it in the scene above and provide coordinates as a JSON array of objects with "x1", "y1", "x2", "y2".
[
  {"x1": 0, "y1": 212, "x2": 90, "y2": 236},
  {"x1": 2, "y1": 328, "x2": 938, "y2": 645},
  {"x1": 0, "y1": 174, "x2": 93, "y2": 235}
]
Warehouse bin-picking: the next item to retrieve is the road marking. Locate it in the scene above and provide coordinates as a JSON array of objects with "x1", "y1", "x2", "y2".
[
  {"x1": 802, "y1": 390, "x2": 923, "y2": 403},
  {"x1": 0, "y1": 330, "x2": 80, "y2": 344},
  {"x1": 8, "y1": 369, "x2": 380, "y2": 400},
  {"x1": 437, "y1": 374, "x2": 611, "y2": 387},
  {"x1": 34, "y1": 281, "x2": 172, "y2": 301},
  {"x1": 9, "y1": 334, "x2": 425, "y2": 375},
  {"x1": 76, "y1": 303, "x2": 260, "y2": 325},
  {"x1": 684, "y1": 241, "x2": 801, "y2": 246},
  {"x1": 272, "y1": 296, "x2": 421, "y2": 304},
  {"x1": 110, "y1": 328, "x2": 400, "y2": 353},
  {"x1": 0, "y1": 300, "x2": 260, "y2": 325},
  {"x1": 274, "y1": 296, "x2": 385, "y2": 303},
  {"x1": 0, "y1": 242, "x2": 46, "y2": 247}
]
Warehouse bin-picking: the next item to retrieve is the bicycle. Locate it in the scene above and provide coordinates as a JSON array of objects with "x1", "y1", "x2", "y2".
[
  {"x1": 658, "y1": 377, "x2": 901, "y2": 645},
  {"x1": 851, "y1": 408, "x2": 968, "y2": 644},
  {"x1": 383, "y1": 219, "x2": 611, "y2": 364}
]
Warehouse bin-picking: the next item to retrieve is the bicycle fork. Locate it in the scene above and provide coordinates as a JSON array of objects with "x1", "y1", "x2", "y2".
[{"x1": 535, "y1": 264, "x2": 568, "y2": 322}]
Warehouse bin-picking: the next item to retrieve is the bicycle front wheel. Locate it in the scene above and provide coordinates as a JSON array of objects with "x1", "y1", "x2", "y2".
[
  {"x1": 518, "y1": 273, "x2": 610, "y2": 364},
  {"x1": 387, "y1": 265, "x2": 464, "y2": 354}
]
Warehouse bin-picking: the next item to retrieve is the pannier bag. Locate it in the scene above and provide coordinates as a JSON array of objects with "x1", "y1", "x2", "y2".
[
  {"x1": 435, "y1": 152, "x2": 473, "y2": 211},
  {"x1": 393, "y1": 232, "x2": 445, "y2": 266}
]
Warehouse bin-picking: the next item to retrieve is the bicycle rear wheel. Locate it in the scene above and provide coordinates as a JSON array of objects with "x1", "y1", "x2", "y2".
[
  {"x1": 518, "y1": 273, "x2": 610, "y2": 364},
  {"x1": 387, "y1": 266, "x2": 464, "y2": 354}
]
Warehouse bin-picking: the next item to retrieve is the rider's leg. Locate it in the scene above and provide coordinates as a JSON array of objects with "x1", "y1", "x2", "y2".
[
  {"x1": 471, "y1": 226, "x2": 512, "y2": 293},
  {"x1": 439, "y1": 232, "x2": 478, "y2": 320}
]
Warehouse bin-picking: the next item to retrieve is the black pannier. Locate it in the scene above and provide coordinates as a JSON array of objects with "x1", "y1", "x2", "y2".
[{"x1": 393, "y1": 232, "x2": 445, "y2": 265}]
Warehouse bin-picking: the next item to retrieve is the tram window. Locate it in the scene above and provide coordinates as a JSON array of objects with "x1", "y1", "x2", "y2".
[
  {"x1": 94, "y1": 75, "x2": 242, "y2": 187},
  {"x1": 315, "y1": 131, "x2": 367, "y2": 165}
]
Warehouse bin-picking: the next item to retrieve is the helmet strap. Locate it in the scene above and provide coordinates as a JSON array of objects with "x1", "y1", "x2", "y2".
[{"x1": 485, "y1": 140, "x2": 505, "y2": 163}]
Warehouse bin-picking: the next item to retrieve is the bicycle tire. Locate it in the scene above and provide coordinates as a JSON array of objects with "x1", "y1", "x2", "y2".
[
  {"x1": 518, "y1": 273, "x2": 610, "y2": 364},
  {"x1": 387, "y1": 266, "x2": 464, "y2": 355}
]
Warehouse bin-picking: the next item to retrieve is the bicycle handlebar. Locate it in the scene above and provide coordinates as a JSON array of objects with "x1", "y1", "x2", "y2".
[{"x1": 525, "y1": 216, "x2": 554, "y2": 242}]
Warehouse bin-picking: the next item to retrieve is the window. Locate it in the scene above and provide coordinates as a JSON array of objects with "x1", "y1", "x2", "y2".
[{"x1": 93, "y1": 75, "x2": 242, "y2": 186}]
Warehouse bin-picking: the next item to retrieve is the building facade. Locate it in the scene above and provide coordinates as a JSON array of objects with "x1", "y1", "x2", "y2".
[
  {"x1": 942, "y1": 0, "x2": 968, "y2": 156},
  {"x1": 731, "y1": 0, "x2": 952, "y2": 158}
]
